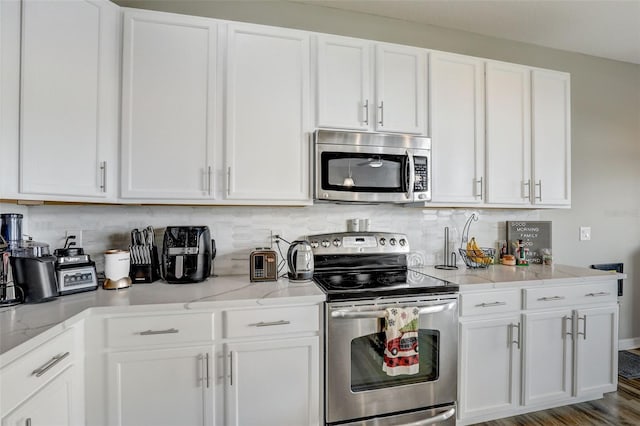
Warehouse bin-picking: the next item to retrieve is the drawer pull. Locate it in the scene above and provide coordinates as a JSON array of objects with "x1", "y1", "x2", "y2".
[
  {"x1": 586, "y1": 292, "x2": 610, "y2": 297},
  {"x1": 32, "y1": 352, "x2": 70, "y2": 378},
  {"x1": 538, "y1": 296, "x2": 565, "y2": 301},
  {"x1": 139, "y1": 328, "x2": 179, "y2": 336},
  {"x1": 249, "y1": 320, "x2": 291, "y2": 327},
  {"x1": 476, "y1": 301, "x2": 507, "y2": 308}
]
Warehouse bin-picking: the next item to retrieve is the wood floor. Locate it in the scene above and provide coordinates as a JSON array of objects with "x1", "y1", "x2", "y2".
[{"x1": 476, "y1": 349, "x2": 640, "y2": 426}]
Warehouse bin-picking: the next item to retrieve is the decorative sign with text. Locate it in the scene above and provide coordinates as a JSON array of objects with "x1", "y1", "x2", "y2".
[{"x1": 506, "y1": 221, "x2": 552, "y2": 265}]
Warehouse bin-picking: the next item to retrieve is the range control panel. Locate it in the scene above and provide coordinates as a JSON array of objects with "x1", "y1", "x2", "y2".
[{"x1": 307, "y1": 232, "x2": 410, "y2": 255}]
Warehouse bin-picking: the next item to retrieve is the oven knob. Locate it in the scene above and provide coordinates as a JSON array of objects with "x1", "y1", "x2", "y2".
[
  {"x1": 379, "y1": 238, "x2": 386, "y2": 246},
  {"x1": 310, "y1": 241, "x2": 319, "y2": 248},
  {"x1": 321, "y1": 240, "x2": 330, "y2": 248},
  {"x1": 399, "y1": 238, "x2": 407, "y2": 246},
  {"x1": 332, "y1": 239, "x2": 341, "y2": 247},
  {"x1": 390, "y1": 238, "x2": 397, "y2": 246}
]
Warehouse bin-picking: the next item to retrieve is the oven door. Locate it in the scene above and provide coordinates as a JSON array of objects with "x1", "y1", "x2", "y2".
[{"x1": 325, "y1": 296, "x2": 458, "y2": 424}]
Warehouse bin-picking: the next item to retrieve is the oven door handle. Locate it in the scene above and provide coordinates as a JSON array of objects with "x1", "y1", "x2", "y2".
[
  {"x1": 402, "y1": 407, "x2": 456, "y2": 426},
  {"x1": 330, "y1": 301, "x2": 456, "y2": 319}
]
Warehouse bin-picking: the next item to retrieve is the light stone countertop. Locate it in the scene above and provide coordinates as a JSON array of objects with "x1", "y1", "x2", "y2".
[
  {"x1": 417, "y1": 263, "x2": 624, "y2": 291},
  {"x1": 0, "y1": 275, "x2": 325, "y2": 363}
]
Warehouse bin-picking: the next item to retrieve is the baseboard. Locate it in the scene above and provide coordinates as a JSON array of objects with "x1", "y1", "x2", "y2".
[{"x1": 619, "y1": 337, "x2": 640, "y2": 350}]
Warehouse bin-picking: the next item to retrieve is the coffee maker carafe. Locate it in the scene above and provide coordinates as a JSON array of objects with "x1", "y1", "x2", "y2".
[{"x1": 162, "y1": 226, "x2": 212, "y2": 283}]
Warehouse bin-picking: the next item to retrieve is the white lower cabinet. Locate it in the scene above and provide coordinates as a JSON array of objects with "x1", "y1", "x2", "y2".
[
  {"x1": 224, "y1": 337, "x2": 319, "y2": 426},
  {"x1": 0, "y1": 327, "x2": 84, "y2": 426},
  {"x1": 458, "y1": 281, "x2": 619, "y2": 425},
  {"x1": 1, "y1": 367, "x2": 78, "y2": 426},
  {"x1": 106, "y1": 346, "x2": 215, "y2": 426},
  {"x1": 459, "y1": 315, "x2": 521, "y2": 419}
]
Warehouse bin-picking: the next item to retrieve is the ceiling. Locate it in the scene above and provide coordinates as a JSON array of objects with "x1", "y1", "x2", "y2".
[{"x1": 293, "y1": 0, "x2": 640, "y2": 65}]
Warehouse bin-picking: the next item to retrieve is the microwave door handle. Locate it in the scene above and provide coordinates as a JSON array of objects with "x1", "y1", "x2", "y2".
[{"x1": 406, "y1": 151, "x2": 415, "y2": 201}]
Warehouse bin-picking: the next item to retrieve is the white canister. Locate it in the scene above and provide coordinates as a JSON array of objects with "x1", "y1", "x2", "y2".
[{"x1": 103, "y1": 249, "x2": 132, "y2": 290}]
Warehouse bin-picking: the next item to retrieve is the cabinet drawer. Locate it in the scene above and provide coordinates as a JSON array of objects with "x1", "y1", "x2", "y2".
[
  {"x1": 524, "y1": 281, "x2": 617, "y2": 309},
  {"x1": 460, "y1": 289, "x2": 521, "y2": 316},
  {"x1": 105, "y1": 313, "x2": 214, "y2": 348},
  {"x1": 224, "y1": 305, "x2": 319, "y2": 338},
  {"x1": 0, "y1": 328, "x2": 76, "y2": 414}
]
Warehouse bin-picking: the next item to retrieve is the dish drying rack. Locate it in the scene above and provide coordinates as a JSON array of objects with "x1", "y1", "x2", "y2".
[{"x1": 458, "y1": 213, "x2": 495, "y2": 269}]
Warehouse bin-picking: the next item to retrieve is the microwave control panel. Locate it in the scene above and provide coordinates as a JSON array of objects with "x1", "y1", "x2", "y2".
[{"x1": 413, "y1": 156, "x2": 428, "y2": 192}]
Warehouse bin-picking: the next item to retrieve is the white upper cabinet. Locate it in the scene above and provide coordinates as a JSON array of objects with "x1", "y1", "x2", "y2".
[
  {"x1": 316, "y1": 35, "x2": 371, "y2": 131},
  {"x1": 19, "y1": 0, "x2": 120, "y2": 201},
  {"x1": 120, "y1": 8, "x2": 218, "y2": 200},
  {"x1": 430, "y1": 51, "x2": 485, "y2": 203},
  {"x1": 532, "y1": 70, "x2": 571, "y2": 206},
  {"x1": 485, "y1": 61, "x2": 532, "y2": 205},
  {"x1": 375, "y1": 43, "x2": 426, "y2": 134},
  {"x1": 224, "y1": 23, "x2": 311, "y2": 203},
  {"x1": 316, "y1": 35, "x2": 426, "y2": 135}
]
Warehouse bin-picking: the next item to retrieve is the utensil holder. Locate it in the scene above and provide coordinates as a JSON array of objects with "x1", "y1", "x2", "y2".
[{"x1": 129, "y1": 244, "x2": 160, "y2": 283}]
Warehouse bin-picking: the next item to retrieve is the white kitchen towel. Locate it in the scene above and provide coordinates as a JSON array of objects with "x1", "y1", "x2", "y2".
[{"x1": 382, "y1": 307, "x2": 420, "y2": 376}]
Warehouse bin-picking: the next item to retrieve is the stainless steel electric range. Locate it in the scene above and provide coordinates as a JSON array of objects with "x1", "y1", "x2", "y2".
[{"x1": 309, "y1": 232, "x2": 459, "y2": 426}]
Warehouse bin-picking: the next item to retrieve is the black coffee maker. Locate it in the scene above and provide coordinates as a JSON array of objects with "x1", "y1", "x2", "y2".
[{"x1": 162, "y1": 226, "x2": 214, "y2": 283}]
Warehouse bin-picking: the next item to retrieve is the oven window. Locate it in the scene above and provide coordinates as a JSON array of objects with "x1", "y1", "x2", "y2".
[
  {"x1": 321, "y1": 152, "x2": 405, "y2": 192},
  {"x1": 350, "y1": 329, "x2": 439, "y2": 392}
]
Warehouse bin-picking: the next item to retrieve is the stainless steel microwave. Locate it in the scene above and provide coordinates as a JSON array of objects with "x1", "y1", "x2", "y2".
[{"x1": 314, "y1": 130, "x2": 431, "y2": 203}]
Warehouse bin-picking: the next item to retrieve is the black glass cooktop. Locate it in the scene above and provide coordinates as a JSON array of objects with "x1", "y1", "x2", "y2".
[{"x1": 313, "y1": 268, "x2": 458, "y2": 302}]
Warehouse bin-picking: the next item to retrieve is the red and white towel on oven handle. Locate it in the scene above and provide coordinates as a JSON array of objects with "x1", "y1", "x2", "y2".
[{"x1": 382, "y1": 307, "x2": 420, "y2": 376}]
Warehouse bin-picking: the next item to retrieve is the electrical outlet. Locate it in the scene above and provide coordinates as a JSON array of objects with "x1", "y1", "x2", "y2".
[
  {"x1": 65, "y1": 229, "x2": 83, "y2": 248},
  {"x1": 579, "y1": 226, "x2": 591, "y2": 241},
  {"x1": 271, "y1": 230, "x2": 283, "y2": 245}
]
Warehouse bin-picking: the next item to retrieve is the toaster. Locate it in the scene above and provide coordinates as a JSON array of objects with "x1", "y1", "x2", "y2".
[{"x1": 162, "y1": 226, "x2": 212, "y2": 283}]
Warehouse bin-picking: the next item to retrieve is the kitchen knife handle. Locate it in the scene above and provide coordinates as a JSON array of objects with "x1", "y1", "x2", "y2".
[{"x1": 363, "y1": 99, "x2": 369, "y2": 125}]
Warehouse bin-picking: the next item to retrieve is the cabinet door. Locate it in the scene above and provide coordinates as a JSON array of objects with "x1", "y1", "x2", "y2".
[
  {"x1": 532, "y1": 70, "x2": 571, "y2": 206},
  {"x1": 430, "y1": 52, "x2": 485, "y2": 203},
  {"x1": 485, "y1": 62, "x2": 531, "y2": 205},
  {"x1": 225, "y1": 337, "x2": 319, "y2": 426},
  {"x1": 574, "y1": 306, "x2": 618, "y2": 397},
  {"x1": 121, "y1": 9, "x2": 217, "y2": 200},
  {"x1": 375, "y1": 43, "x2": 426, "y2": 134},
  {"x1": 2, "y1": 366, "x2": 79, "y2": 426},
  {"x1": 522, "y1": 310, "x2": 573, "y2": 405},
  {"x1": 225, "y1": 23, "x2": 310, "y2": 202},
  {"x1": 106, "y1": 346, "x2": 214, "y2": 426},
  {"x1": 19, "y1": 0, "x2": 119, "y2": 200},
  {"x1": 0, "y1": 0, "x2": 21, "y2": 199},
  {"x1": 458, "y1": 316, "x2": 521, "y2": 420},
  {"x1": 316, "y1": 35, "x2": 371, "y2": 130}
]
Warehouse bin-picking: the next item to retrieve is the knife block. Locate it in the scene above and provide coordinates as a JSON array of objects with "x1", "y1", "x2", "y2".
[{"x1": 129, "y1": 244, "x2": 160, "y2": 283}]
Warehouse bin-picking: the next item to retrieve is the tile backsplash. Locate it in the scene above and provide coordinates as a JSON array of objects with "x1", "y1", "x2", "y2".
[{"x1": 4, "y1": 203, "x2": 540, "y2": 275}]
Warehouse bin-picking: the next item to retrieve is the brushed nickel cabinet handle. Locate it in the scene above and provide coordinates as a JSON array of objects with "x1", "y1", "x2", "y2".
[
  {"x1": 378, "y1": 101, "x2": 384, "y2": 126},
  {"x1": 535, "y1": 180, "x2": 542, "y2": 201},
  {"x1": 205, "y1": 353, "x2": 210, "y2": 388},
  {"x1": 363, "y1": 99, "x2": 369, "y2": 125},
  {"x1": 510, "y1": 323, "x2": 521, "y2": 349},
  {"x1": 229, "y1": 352, "x2": 233, "y2": 386},
  {"x1": 249, "y1": 320, "x2": 291, "y2": 327},
  {"x1": 522, "y1": 180, "x2": 531, "y2": 201},
  {"x1": 227, "y1": 167, "x2": 231, "y2": 196},
  {"x1": 139, "y1": 328, "x2": 179, "y2": 336},
  {"x1": 207, "y1": 166, "x2": 212, "y2": 196},
  {"x1": 538, "y1": 296, "x2": 565, "y2": 301},
  {"x1": 476, "y1": 301, "x2": 506, "y2": 308},
  {"x1": 99, "y1": 161, "x2": 107, "y2": 192},
  {"x1": 586, "y1": 292, "x2": 610, "y2": 297},
  {"x1": 476, "y1": 177, "x2": 483, "y2": 200},
  {"x1": 577, "y1": 315, "x2": 587, "y2": 340},
  {"x1": 32, "y1": 352, "x2": 70, "y2": 378},
  {"x1": 563, "y1": 315, "x2": 573, "y2": 339}
]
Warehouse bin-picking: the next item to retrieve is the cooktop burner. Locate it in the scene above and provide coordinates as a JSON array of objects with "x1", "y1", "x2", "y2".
[{"x1": 308, "y1": 232, "x2": 458, "y2": 302}]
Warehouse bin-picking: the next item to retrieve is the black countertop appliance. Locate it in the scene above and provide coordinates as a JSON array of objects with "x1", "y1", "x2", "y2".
[{"x1": 162, "y1": 226, "x2": 212, "y2": 283}]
